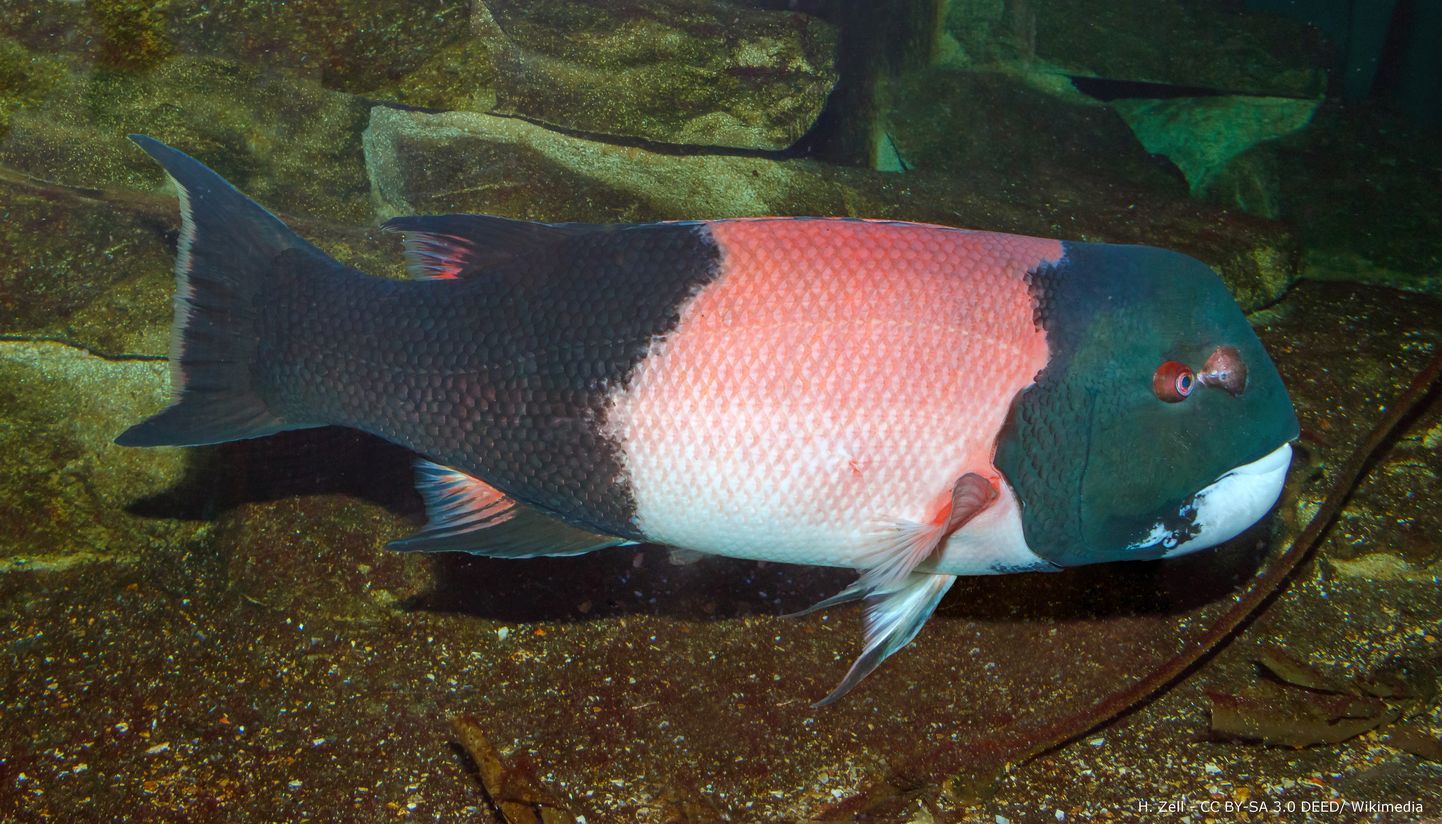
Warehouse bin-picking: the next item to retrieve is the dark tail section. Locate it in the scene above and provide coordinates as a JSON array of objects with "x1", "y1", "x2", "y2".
[{"x1": 116, "y1": 135, "x2": 328, "y2": 447}]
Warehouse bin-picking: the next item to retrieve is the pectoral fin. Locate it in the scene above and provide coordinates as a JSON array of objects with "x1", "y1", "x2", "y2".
[
  {"x1": 792, "y1": 473, "x2": 996, "y2": 615},
  {"x1": 798, "y1": 472, "x2": 996, "y2": 704},
  {"x1": 389, "y1": 460, "x2": 624, "y2": 558},
  {"x1": 814, "y1": 572, "x2": 957, "y2": 707}
]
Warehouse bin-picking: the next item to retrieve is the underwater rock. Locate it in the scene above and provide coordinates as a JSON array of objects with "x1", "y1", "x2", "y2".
[
  {"x1": 1247, "y1": 105, "x2": 1442, "y2": 294},
  {"x1": 0, "y1": 341, "x2": 199, "y2": 572},
  {"x1": 0, "y1": 37, "x2": 68, "y2": 140},
  {"x1": 451, "y1": 714, "x2": 576, "y2": 824},
  {"x1": 162, "y1": 0, "x2": 474, "y2": 97},
  {"x1": 883, "y1": 68, "x2": 1187, "y2": 195},
  {"x1": 0, "y1": 181, "x2": 174, "y2": 357},
  {"x1": 362, "y1": 106, "x2": 869, "y2": 222},
  {"x1": 372, "y1": 37, "x2": 498, "y2": 114},
  {"x1": 941, "y1": 0, "x2": 1327, "y2": 98},
  {"x1": 2, "y1": 0, "x2": 480, "y2": 105},
  {"x1": 1111, "y1": 95, "x2": 1320, "y2": 195},
  {"x1": 477, "y1": 0, "x2": 838, "y2": 150},
  {"x1": 364, "y1": 105, "x2": 1299, "y2": 311},
  {"x1": 1200, "y1": 148, "x2": 1287, "y2": 220},
  {"x1": 1208, "y1": 686, "x2": 1397, "y2": 748},
  {"x1": 0, "y1": 170, "x2": 403, "y2": 360},
  {"x1": 0, "y1": 54, "x2": 373, "y2": 224},
  {"x1": 0, "y1": 1, "x2": 89, "y2": 54}
]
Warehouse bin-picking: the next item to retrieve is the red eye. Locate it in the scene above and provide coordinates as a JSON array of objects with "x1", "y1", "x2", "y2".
[{"x1": 1154, "y1": 361, "x2": 1195, "y2": 403}]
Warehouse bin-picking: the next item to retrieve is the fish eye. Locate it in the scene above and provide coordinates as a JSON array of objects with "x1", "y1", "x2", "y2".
[{"x1": 1153, "y1": 361, "x2": 1195, "y2": 403}]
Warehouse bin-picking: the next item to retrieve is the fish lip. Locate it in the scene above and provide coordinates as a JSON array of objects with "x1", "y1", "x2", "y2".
[
  {"x1": 1127, "y1": 441, "x2": 1294, "y2": 558},
  {"x1": 1215, "y1": 440, "x2": 1295, "y2": 480}
]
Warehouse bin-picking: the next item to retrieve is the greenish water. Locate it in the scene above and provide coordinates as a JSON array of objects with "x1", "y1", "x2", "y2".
[{"x1": 1, "y1": 2, "x2": 1439, "y2": 822}]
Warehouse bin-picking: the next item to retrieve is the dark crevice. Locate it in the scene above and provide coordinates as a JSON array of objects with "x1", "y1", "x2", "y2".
[{"x1": 1069, "y1": 75, "x2": 1230, "y2": 101}]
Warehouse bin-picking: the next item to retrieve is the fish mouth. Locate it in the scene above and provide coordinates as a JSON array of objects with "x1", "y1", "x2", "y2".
[{"x1": 1127, "y1": 442, "x2": 1294, "y2": 558}]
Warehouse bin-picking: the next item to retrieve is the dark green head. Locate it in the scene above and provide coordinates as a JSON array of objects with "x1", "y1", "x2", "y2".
[{"x1": 995, "y1": 242, "x2": 1299, "y2": 567}]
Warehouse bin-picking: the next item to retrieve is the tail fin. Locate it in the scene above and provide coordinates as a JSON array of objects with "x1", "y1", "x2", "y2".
[{"x1": 116, "y1": 135, "x2": 324, "y2": 447}]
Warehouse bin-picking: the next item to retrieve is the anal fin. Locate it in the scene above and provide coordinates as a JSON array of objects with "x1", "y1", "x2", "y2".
[{"x1": 389, "y1": 460, "x2": 623, "y2": 558}]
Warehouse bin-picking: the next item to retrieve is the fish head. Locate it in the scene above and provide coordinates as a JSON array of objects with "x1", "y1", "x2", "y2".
[{"x1": 994, "y1": 242, "x2": 1300, "y2": 567}]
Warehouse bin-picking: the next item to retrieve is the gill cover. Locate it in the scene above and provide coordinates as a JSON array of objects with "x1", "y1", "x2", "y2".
[{"x1": 994, "y1": 242, "x2": 1299, "y2": 567}]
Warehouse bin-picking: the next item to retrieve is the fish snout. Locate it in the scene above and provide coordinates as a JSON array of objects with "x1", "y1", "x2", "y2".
[{"x1": 1126, "y1": 441, "x2": 1294, "y2": 558}]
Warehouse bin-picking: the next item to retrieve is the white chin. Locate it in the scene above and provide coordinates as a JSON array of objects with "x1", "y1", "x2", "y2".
[{"x1": 1129, "y1": 442, "x2": 1294, "y2": 558}]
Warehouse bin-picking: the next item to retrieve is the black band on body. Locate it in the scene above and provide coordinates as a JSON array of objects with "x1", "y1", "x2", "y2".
[{"x1": 262, "y1": 221, "x2": 724, "y2": 539}]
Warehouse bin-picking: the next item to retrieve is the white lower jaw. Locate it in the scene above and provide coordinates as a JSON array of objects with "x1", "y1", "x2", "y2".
[{"x1": 1129, "y1": 442, "x2": 1294, "y2": 558}]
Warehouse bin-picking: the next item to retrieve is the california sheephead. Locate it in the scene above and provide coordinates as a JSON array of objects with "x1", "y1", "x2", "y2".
[{"x1": 118, "y1": 137, "x2": 1299, "y2": 704}]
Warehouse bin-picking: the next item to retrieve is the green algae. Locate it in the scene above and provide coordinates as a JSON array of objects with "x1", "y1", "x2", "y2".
[
  {"x1": 479, "y1": 0, "x2": 838, "y2": 150},
  {"x1": 0, "y1": 54, "x2": 372, "y2": 223},
  {"x1": 372, "y1": 37, "x2": 497, "y2": 113},
  {"x1": 89, "y1": 0, "x2": 173, "y2": 71},
  {"x1": 0, "y1": 341, "x2": 200, "y2": 569},
  {"x1": 0, "y1": 37, "x2": 68, "y2": 140}
]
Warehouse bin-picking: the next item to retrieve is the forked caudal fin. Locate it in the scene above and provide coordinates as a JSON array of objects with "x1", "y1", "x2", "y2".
[{"x1": 115, "y1": 136, "x2": 333, "y2": 447}]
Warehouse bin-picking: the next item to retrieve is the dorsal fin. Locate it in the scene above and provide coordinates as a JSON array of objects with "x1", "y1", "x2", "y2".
[
  {"x1": 388, "y1": 459, "x2": 624, "y2": 558},
  {"x1": 382, "y1": 215, "x2": 595, "y2": 280}
]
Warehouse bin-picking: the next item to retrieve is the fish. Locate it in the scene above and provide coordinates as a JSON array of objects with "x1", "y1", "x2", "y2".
[{"x1": 117, "y1": 136, "x2": 1300, "y2": 704}]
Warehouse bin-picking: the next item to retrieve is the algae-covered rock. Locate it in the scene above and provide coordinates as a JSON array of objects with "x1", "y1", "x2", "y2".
[
  {"x1": 884, "y1": 68, "x2": 1187, "y2": 195},
  {"x1": 0, "y1": 341, "x2": 201, "y2": 571},
  {"x1": 0, "y1": 0, "x2": 88, "y2": 53},
  {"x1": 943, "y1": 0, "x2": 1327, "y2": 97},
  {"x1": 372, "y1": 37, "x2": 497, "y2": 114},
  {"x1": 166, "y1": 0, "x2": 473, "y2": 97},
  {"x1": 362, "y1": 105, "x2": 871, "y2": 222},
  {"x1": 0, "y1": 170, "x2": 402, "y2": 360},
  {"x1": 1257, "y1": 105, "x2": 1442, "y2": 292},
  {"x1": 2, "y1": 0, "x2": 473, "y2": 97},
  {"x1": 0, "y1": 36, "x2": 68, "y2": 139},
  {"x1": 1112, "y1": 95, "x2": 1320, "y2": 195},
  {"x1": 0, "y1": 54, "x2": 372, "y2": 223},
  {"x1": 0, "y1": 181, "x2": 174, "y2": 357},
  {"x1": 478, "y1": 0, "x2": 838, "y2": 150}
]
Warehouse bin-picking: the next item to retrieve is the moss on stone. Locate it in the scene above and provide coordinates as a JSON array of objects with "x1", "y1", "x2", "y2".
[
  {"x1": 373, "y1": 37, "x2": 496, "y2": 113},
  {"x1": 479, "y1": 0, "x2": 838, "y2": 150},
  {"x1": 159, "y1": 0, "x2": 472, "y2": 96},
  {"x1": 88, "y1": 0, "x2": 174, "y2": 71},
  {"x1": 0, "y1": 341, "x2": 201, "y2": 568},
  {"x1": 0, "y1": 36, "x2": 68, "y2": 139},
  {"x1": 0, "y1": 54, "x2": 373, "y2": 223}
]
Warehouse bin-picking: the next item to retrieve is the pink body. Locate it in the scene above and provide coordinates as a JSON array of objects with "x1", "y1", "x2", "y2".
[{"x1": 605, "y1": 219, "x2": 1063, "y2": 572}]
